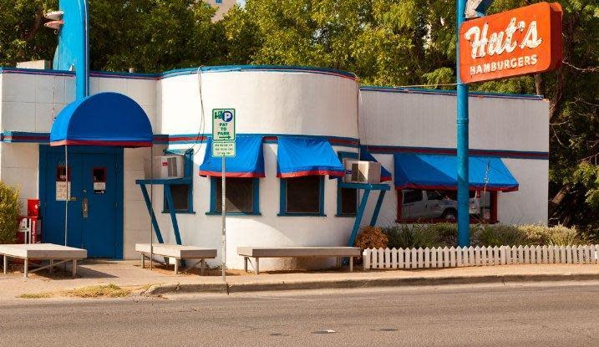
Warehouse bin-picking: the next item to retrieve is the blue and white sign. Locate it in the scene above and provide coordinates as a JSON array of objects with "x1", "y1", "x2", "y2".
[{"x1": 212, "y1": 108, "x2": 236, "y2": 157}]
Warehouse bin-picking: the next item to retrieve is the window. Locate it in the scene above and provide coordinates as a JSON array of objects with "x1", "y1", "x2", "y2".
[
  {"x1": 209, "y1": 178, "x2": 260, "y2": 215},
  {"x1": 163, "y1": 149, "x2": 194, "y2": 214},
  {"x1": 216, "y1": 0, "x2": 222, "y2": 3},
  {"x1": 336, "y1": 151, "x2": 358, "y2": 216},
  {"x1": 280, "y1": 176, "x2": 325, "y2": 216},
  {"x1": 397, "y1": 189, "x2": 497, "y2": 223}
]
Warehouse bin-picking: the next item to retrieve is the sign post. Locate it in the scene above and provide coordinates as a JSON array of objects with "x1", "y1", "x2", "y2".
[
  {"x1": 212, "y1": 109, "x2": 236, "y2": 282},
  {"x1": 456, "y1": 1, "x2": 562, "y2": 247},
  {"x1": 457, "y1": 0, "x2": 471, "y2": 247}
]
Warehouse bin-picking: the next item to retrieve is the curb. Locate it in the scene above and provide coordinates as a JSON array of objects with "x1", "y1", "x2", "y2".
[{"x1": 145, "y1": 273, "x2": 599, "y2": 296}]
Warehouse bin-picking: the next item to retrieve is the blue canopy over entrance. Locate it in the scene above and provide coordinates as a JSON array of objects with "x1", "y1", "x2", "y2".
[
  {"x1": 50, "y1": 92, "x2": 153, "y2": 147},
  {"x1": 394, "y1": 153, "x2": 519, "y2": 192}
]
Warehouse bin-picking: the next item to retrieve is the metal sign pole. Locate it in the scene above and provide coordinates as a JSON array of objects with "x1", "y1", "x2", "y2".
[
  {"x1": 221, "y1": 156, "x2": 226, "y2": 282},
  {"x1": 457, "y1": 0, "x2": 470, "y2": 247}
]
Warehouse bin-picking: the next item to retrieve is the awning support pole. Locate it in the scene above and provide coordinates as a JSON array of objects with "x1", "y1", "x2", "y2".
[{"x1": 139, "y1": 183, "x2": 164, "y2": 244}]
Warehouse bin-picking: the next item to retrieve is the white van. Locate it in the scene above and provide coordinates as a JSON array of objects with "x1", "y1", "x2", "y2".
[{"x1": 401, "y1": 189, "x2": 484, "y2": 220}]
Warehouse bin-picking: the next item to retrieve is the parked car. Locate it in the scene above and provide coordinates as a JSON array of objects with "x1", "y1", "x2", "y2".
[{"x1": 401, "y1": 189, "x2": 481, "y2": 220}]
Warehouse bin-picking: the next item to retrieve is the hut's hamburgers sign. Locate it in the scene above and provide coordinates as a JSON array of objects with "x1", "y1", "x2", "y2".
[{"x1": 459, "y1": 2, "x2": 563, "y2": 84}]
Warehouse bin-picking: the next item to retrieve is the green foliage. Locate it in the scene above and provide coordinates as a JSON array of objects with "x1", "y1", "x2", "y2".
[
  {"x1": 473, "y1": 224, "x2": 529, "y2": 247},
  {"x1": 0, "y1": 0, "x2": 596, "y2": 232},
  {"x1": 382, "y1": 224, "x2": 442, "y2": 249},
  {"x1": 0, "y1": 182, "x2": 20, "y2": 244}
]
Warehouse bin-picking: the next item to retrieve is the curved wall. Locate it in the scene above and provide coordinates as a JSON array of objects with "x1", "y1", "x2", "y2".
[{"x1": 157, "y1": 68, "x2": 360, "y2": 270}]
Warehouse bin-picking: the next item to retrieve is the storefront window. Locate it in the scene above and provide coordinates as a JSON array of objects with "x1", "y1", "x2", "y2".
[
  {"x1": 210, "y1": 178, "x2": 260, "y2": 215},
  {"x1": 280, "y1": 176, "x2": 325, "y2": 216},
  {"x1": 397, "y1": 189, "x2": 497, "y2": 223}
]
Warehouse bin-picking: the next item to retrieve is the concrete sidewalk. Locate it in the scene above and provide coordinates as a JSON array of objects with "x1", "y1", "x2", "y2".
[{"x1": 2, "y1": 260, "x2": 599, "y2": 300}]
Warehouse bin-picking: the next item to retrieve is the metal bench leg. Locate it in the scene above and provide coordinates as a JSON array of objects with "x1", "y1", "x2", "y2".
[
  {"x1": 255, "y1": 258, "x2": 259, "y2": 275},
  {"x1": 49, "y1": 259, "x2": 54, "y2": 273},
  {"x1": 244, "y1": 257, "x2": 248, "y2": 272},
  {"x1": 24, "y1": 259, "x2": 29, "y2": 278},
  {"x1": 200, "y1": 259, "x2": 205, "y2": 276},
  {"x1": 174, "y1": 259, "x2": 179, "y2": 275},
  {"x1": 350, "y1": 257, "x2": 354, "y2": 272},
  {"x1": 3, "y1": 255, "x2": 7, "y2": 274},
  {"x1": 141, "y1": 254, "x2": 145, "y2": 269},
  {"x1": 72, "y1": 260, "x2": 77, "y2": 278}
]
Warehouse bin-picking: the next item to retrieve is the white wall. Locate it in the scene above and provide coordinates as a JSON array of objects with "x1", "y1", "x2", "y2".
[
  {"x1": 0, "y1": 143, "x2": 39, "y2": 215},
  {"x1": 159, "y1": 71, "x2": 358, "y2": 137},
  {"x1": 359, "y1": 89, "x2": 549, "y2": 226},
  {"x1": 157, "y1": 70, "x2": 360, "y2": 269}
]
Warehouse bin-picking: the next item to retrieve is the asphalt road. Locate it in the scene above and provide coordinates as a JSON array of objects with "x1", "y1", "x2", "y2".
[{"x1": 1, "y1": 283, "x2": 599, "y2": 347}]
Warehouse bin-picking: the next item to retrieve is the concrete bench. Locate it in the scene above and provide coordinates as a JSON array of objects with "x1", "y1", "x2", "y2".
[
  {"x1": 237, "y1": 247, "x2": 361, "y2": 274},
  {"x1": 136, "y1": 244, "x2": 217, "y2": 275},
  {"x1": 0, "y1": 243, "x2": 87, "y2": 278}
]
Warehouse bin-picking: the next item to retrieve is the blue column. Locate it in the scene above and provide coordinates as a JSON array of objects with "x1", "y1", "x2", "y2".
[{"x1": 457, "y1": 0, "x2": 470, "y2": 247}]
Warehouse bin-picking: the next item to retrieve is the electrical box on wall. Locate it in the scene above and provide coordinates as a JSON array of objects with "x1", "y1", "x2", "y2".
[
  {"x1": 343, "y1": 159, "x2": 381, "y2": 184},
  {"x1": 144, "y1": 156, "x2": 184, "y2": 179}
]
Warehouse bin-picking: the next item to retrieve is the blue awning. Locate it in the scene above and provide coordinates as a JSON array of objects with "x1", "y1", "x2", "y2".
[
  {"x1": 394, "y1": 153, "x2": 519, "y2": 191},
  {"x1": 277, "y1": 136, "x2": 344, "y2": 178},
  {"x1": 199, "y1": 136, "x2": 265, "y2": 178},
  {"x1": 360, "y1": 146, "x2": 392, "y2": 182},
  {"x1": 50, "y1": 92, "x2": 153, "y2": 147}
]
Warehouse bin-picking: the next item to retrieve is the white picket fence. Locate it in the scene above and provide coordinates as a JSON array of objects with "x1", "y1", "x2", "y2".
[{"x1": 363, "y1": 245, "x2": 599, "y2": 270}]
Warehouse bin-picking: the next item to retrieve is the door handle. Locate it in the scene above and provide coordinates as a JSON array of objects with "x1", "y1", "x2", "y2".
[{"x1": 82, "y1": 197, "x2": 89, "y2": 219}]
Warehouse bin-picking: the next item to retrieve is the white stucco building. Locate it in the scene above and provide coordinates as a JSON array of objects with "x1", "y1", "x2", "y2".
[{"x1": 0, "y1": 65, "x2": 549, "y2": 270}]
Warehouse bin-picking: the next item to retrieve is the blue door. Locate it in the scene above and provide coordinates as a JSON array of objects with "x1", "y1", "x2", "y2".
[{"x1": 40, "y1": 146, "x2": 123, "y2": 258}]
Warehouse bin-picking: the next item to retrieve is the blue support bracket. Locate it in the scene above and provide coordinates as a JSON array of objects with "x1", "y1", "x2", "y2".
[
  {"x1": 138, "y1": 183, "x2": 164, "y2": 244},
  {"x1": 163, "y1": 184, "x2": 182, "y2": 246},
  {"x1": 370, "y1": 190, "x2": 387, "y2": 227},
  {"x1": 340, "y1": 182, "x2": 391, "y2": 247}
]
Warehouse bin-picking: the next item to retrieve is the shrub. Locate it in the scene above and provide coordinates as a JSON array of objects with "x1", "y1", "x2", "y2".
[
  {"x1": 546, "y1": 225, "x2": 580, "y2": 246},
  {"x1": 517, "y1": 224, "x2": 550, "y2": 245},
  {"x1": 382, "y1": 224, "x2": 442, "y2": 249},
  {"x1": 0, "y1": 182, "x2": 20, "y2": 244},
  {"x1": 474, "y1": 224, "x2": 528, "y2": 247},
  {"x1": 354, "y1": 226, "x2": 388, "y2": 250},
  {"x1": 427, "y1": 223, "x2": 458, "y2": 247}
]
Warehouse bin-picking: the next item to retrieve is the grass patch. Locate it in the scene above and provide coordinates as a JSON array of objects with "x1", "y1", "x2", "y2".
[
  {"x1": 18, "y1": 292, "x2": 53, "y2": 299},
  {"x1": 63, "y1": 284, "x2": 131, "y2": 298}
]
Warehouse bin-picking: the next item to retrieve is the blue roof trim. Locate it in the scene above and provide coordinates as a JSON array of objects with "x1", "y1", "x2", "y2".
[
  {"x1": 360, "y1": 85, "x2": 544, "y2": 100},
  {"x1": 161, "y1": 65, "x2": 357, "y2": 80}
]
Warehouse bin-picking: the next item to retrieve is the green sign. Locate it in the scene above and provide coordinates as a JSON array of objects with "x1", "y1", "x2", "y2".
[
  {"x1": 212, "y1": 109, "x2": 236, "y2": 141},
  {"x1": 212, "y1": 108, "x2": 236, "y2": 158}
]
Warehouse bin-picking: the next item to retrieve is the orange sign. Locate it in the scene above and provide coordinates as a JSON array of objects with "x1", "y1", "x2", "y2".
[{"x1": 459, "y1": 2, "x2": 563, "y2": 84}]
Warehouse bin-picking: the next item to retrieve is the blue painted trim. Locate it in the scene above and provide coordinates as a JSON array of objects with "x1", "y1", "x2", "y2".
[
  {"x1": 135, "y1": 178, "x2": 192, "y2": 185},
  {"x1": 338, "y1": 182, "x2": 391, "y2": 191},
  {"x1": 208, "y1": 177, "x2": 260, "y2": 215},
  {"x1": 359, "y1": 85, "x2": 544, "y2": 100},
  {"x1": 336, "y1": 151, "x2": 359, "y2": 216},
  {"x1": 161, "y1": 149, "x2": 194, "y2": 213},
  {"x1": 279, "y1": 176, "x2": 326, "y2": 216},
  {"x1": 161, "y1": 65, "x2": 357, "y2": 80}
]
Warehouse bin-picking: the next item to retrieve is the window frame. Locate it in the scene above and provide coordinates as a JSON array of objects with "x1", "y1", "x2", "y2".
[
  {"x1": 396, "y1": 189, "x2": 499, "y2": 224},
  {"x1": 162, "y1": 149, "x2": 195, "y2": 214},
  {"x1": 336, "y1": 151, "x2": 359, "y2": 217},
  {"x1": 278, "y1": 175, "x2": 325, "y2": 217},
  {"x1": 207, "y1": 177, "x2": 261, "y2": 216}
]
